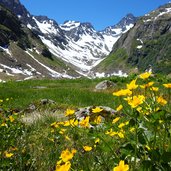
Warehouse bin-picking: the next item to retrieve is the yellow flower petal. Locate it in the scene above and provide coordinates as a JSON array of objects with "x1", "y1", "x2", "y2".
[
  {"x1": 163, "y1": 83, "x2": 171, "y2": 88},
  {"x1": 112, "y1": 117, "x2": 120, "y2": 124},
  {"x1": 92, "y1": 107, "x2": 103, "y2": 113},
  {"x1": 113, "y1": 89, "x2": 132, "y2": 97},
  {"x1": 4, "y1": 152, "x2": 14, "y2": 158},
  {"x1": 65, "y1": 109, "x2": 75, "y2": 117},
  {"x1": 157, "y1": 96, "x2": 167, "y2": 106},
  {"x1": 56, "y1": 161, "x2": 71, "y2": 171},
  {"x1": 126, "y1": 79, "x2": 138, "y2": 90},
  {"x1": 113, "y1": 160, "x2": 129, "y2": 171},
  {"x1": 83, "y1": 146, "x2": 92, "y2": 152},
  {"x1": 139, "y1": 72, "x2": 152, "y2": 80},
  {"x1": 116, "y1": 105, "x2": 123, "y2": 112}
]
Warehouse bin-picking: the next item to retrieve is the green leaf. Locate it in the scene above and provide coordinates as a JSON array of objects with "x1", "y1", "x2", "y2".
[
  {"x1": 129, "y1": 118, "x2": 136, "y2": 126},
  {"x1": 161, "y1": 152, "x2": 171, "y2": 163},
  {"x1": 138, "y1": 130, "x2": 146, "y2": 145}
]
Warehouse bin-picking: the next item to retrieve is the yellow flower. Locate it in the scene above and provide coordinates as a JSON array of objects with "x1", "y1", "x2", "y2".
[
  {"x1": 4, "y1": 151, "x2": 14, "y2": 158},
  {"x1": 83, "y1": 146, "x2": 92, "y2": 152},
  {"x1": 140, "y1": 82, "x2": 154, "y2": 89},
  {"x1": 51, "y1": 129, "x2": 55, "y2": 133},
  {"x1": 126, "y1": 79, "x2": 138, "y2": 90},
  {"x1": 64, "y1": 119, "x2": 78, "y2": 127},
  {"x1": 65, "y1": 135, "x2": 71, "y2": 141},
  {"x1": 79, "y1": 116, "x2": 90, "y2": 128},
  {"x1": 116, "y1": 105, "x2": 123, "y2": 112},
  {"x1": 9, "y1": 116, "x2": 15, "y2": 122},
  {"x1": 118, "y1": 123, "x2": 125, "y2": 129},
  {"x1": 95, "y1": 138, "x2": 100, "y2": 144},
  {"x1": 157, "y1": 96, "x2": 167, "y2": 106},
  {"x1": 163, "y1": 83, "x2": 171, "y2": 88},
  {"x1": 92, "y1": 107, "x2": 103, "y2": 113},
  {"x1": 50, "y1": 122, "x2": 59, "y2": 128},
  {"x1": 60, "y1": 148, "x2": 76, "y2": 162},
  {"x1": 63, "y1": 121, "x2": 70, "y2": 127},
  {"x1": 112, "y1": 117, "x2": 120, "y2": 124},
  {"x1": 129, "y1": 127, "x2": 135, "y2": 132},
  {"x1": 145, "y1": 145, "x2": 151, "y2": 151},
  {"x1": 159, "y1": 120, "x2": 163, "y2": 124},
  {"x1": 125, "y1": 121, "x2": 129, "y2": 125},
  {"x1": 126, "y1": 95, "x2": 145, "y2": 108},
  {"x1": 118, "y1": 131, "x2": 125, "y2": 138},
  {"x1": 56, "y1": 161, "x2": 71, "y2": 171},
  {"x1": 139, "y1": 72, "x2": 152, "y2": 80},
  {"x1": 1, "y1": 123, "x2": 7, "y2": 127},
  {"x1": 113, "y1": 160, "x2": 129, "y2": 171},
  {"x1": 69, "y1": 119, "x2": 79, "y2": 127},
  {"x1": 0, "y1": 99, "x2": 3, "y2": 103},
  {"x1": 71, "y1": 149, "x2": 77, "y2": 155},
  {"x1": 136, "y1": 107, "x2": 142, "y2": 113},
  {"x1": 93, "y1": 116, "x2": 102, "y2": 124},
  {"x1": 113, "y1": 89, "x2": 132, "y2": 97},
  {"x1": 59, "y1": 129, "x2": 66, "y2": 134},
  {"x1": 65, "y1": 109, "x2": 75, "y2": 117},
  {"x1": 105, "y1": 128, "x2": 118, "y2": 137},
  {"x1": 150, "y1": 87, "x2": 159, "y2": 91}
]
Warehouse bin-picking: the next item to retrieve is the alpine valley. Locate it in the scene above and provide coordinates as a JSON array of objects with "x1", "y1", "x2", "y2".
[{"x1": 0, "y1": 0, "x2": 170, "y2": 80}]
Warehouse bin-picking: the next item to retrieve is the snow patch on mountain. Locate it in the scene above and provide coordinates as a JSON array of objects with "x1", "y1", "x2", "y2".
[
  {"x1": 93, "y1": 70, "x2": 128, "y2": 78},
  {"x1": 26, "y1": 50, "x2": 73, "y2": 78},
  {"x1": 33, "y1": 17, "x2": 59, "y2": 35},
  {"x1": 60, "y1": 21, "x2": 81, "y2": 31},
  {"x1": 0, "y1": 46, "x2": 12, "y2": 56},
  {"x1": 0, "y1": 63, "x2": 32, "y2": 76}
]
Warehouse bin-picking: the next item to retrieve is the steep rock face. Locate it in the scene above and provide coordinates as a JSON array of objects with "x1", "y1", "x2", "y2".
[
  {"x1": 0, "y1": 4, "x2": 78, "y2": 80},
  {"x1": 95, "y1": 3, "x2": 171, "y2": 75},
  {"x1": 0, "y1": 4, "x2": 30, "y2": 48},
  {"x1": 0, "y1": 0, "x2": 36, "y2": 26}
]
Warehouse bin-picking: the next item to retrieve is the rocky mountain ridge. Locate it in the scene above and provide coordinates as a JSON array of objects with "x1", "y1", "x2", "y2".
[{"x1": 93, "y1": 2, "x2": 171, "y2": 76}]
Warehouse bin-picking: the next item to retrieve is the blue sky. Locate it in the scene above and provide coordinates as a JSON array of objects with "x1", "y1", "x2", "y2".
[{"x1": 20, "y1": 0, "x2": 170, "y2": 30}]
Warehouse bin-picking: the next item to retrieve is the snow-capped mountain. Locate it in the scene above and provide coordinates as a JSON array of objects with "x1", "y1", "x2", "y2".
[
  {"x1": 0, "y1": 0, "x2": 137, "y2": 77},
  {"x1": 35, "y1": 16, "x2": 136, "y2": 75}
]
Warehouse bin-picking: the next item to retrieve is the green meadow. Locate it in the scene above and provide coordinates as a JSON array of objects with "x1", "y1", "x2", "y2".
[
  {"x1": 0, "y1": 77, "x2": 129, "y2": 109},
  {"x1": 0, "y1": 74, "x2": 171, "y2": 171}
]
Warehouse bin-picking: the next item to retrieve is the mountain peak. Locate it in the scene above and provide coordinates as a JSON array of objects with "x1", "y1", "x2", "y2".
[
  {"x1": 0, "y1": 0, "x2": 29, "y2": 16},
  {"x1": 101, "y1": 13, "x2": 137, "y2": 36},
  {"x1": 115, "y1": 13, "x2": 137, "y2": 28}
]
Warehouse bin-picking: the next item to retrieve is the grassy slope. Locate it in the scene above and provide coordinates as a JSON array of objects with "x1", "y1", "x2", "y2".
[{"x1": 93, "y1": 48, "x2": 132, "y2": 74}]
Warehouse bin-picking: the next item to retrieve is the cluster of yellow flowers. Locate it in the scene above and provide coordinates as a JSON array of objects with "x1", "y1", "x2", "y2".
[
  {"x1": 52, "y1": 72, "x2": 171, "y2": 170},
  {"x1": 56, "y1": 148, "x2": 77, "y2": 171},
  {"x1": 113, "y1": 72, "x2": 170, "y2": 113},
  {"x1": 1, "y1": 114, "x2": 15, "y2": 127}
]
